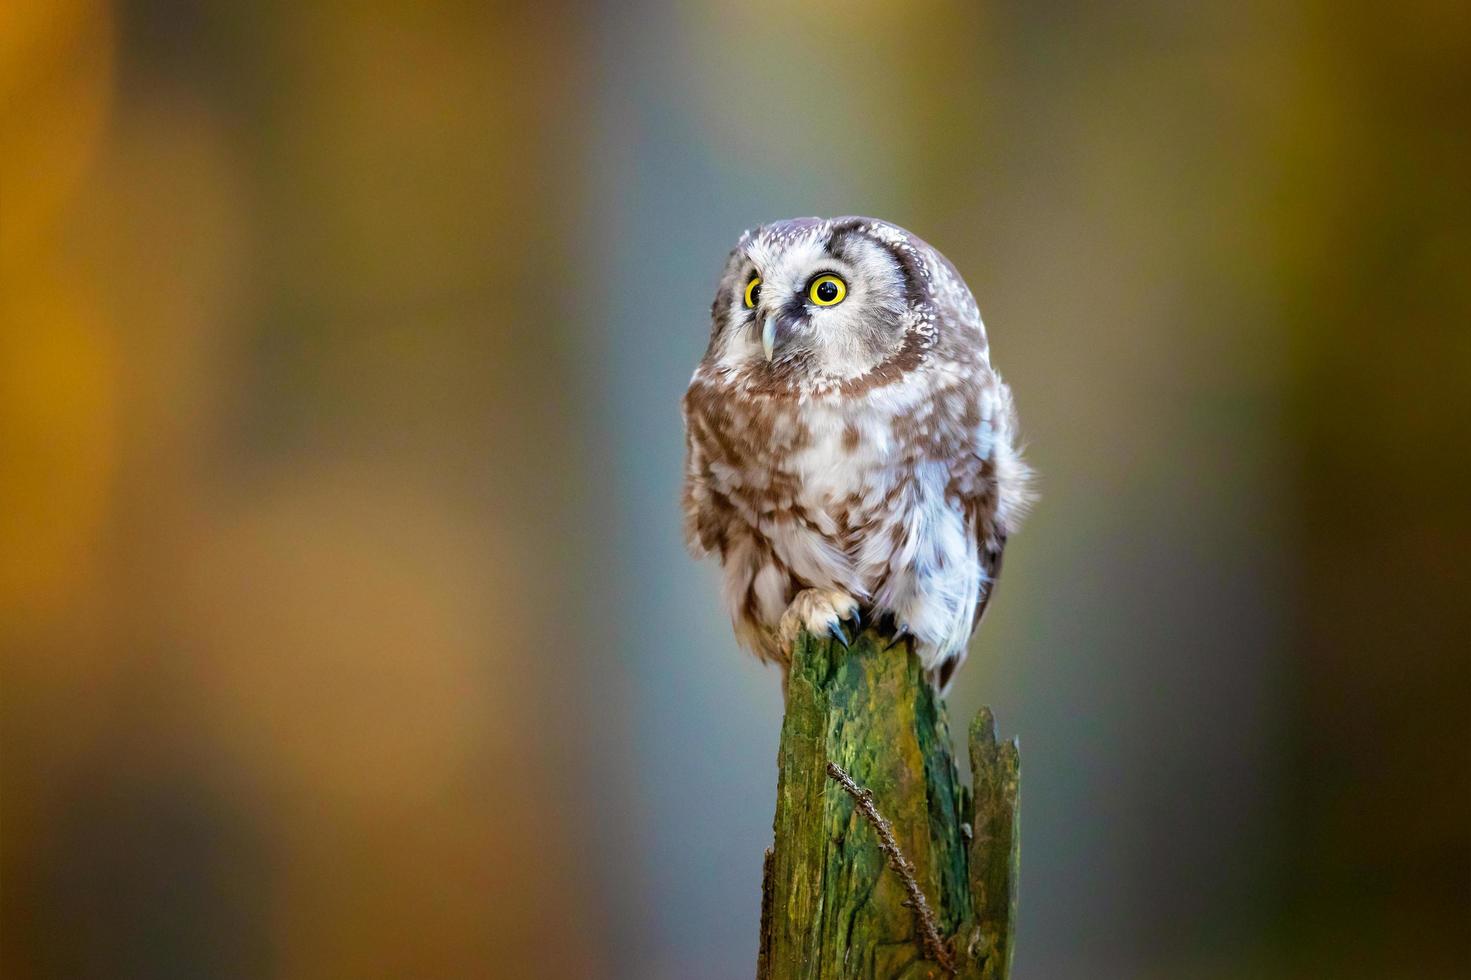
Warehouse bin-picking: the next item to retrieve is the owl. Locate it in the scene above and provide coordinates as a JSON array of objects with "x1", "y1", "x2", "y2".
[{"x1": 682, "y1": 216, "x2": 1032, "y2": 689}]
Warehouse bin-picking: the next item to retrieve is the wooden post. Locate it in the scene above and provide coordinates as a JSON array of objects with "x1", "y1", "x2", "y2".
[{"x1": 758, "y1": 627, "x2": 1020, "y2": 979}]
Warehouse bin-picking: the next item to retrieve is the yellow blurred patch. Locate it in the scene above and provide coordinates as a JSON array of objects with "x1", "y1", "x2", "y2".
[
  {"x1": 0, "y1": 267, "x2": 118, "y2": 621},
  {"x1": 0, "y1": 0, "x2": 113, "y2": 273}
]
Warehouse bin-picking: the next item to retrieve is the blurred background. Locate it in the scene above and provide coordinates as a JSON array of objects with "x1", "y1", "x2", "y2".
[{"x1": 3, "y1": 1, "x2": 1468, "y2": 977}]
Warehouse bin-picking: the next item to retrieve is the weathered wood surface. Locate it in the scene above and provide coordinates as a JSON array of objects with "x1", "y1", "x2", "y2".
[
  {"x1": 758, "y1": 627, "x2": 1019, "y2": 979},
  {"x1": 960, "y1": 707, "x2": 1020, "y2": 979}
]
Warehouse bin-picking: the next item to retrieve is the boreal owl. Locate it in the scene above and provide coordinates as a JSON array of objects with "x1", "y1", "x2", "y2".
[{"x1": 682, "y1": 217, "x2": 1032, "y2": 689}]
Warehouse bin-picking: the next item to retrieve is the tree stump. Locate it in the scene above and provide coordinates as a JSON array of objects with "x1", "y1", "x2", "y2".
[{"x1": 758, "y1": 627, "x2": 1019, "y2": 979}]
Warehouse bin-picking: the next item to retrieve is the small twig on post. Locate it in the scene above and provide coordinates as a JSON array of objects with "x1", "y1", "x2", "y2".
[{"x1": 826, "y1": 761, "x2": 956, "y2": 975}]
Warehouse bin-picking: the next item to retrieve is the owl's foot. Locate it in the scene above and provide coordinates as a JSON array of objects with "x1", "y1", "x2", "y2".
[
  {"x1": 870, "y1": 611, "x2": 914, "y2": 650},
  {"x1": 778, "y1": 589, "x2": 861, "y2": 651}
]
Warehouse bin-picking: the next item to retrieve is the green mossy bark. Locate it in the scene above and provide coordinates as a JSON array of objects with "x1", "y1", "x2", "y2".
[
  {"x1": 959, "y1": 708, "x2": 1020, "y2": 979},
  {"x1": 758, "y1": 628, "x2": 1019, "y2": 980}
]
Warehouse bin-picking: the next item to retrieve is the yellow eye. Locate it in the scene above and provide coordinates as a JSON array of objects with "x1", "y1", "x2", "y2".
[
  {"x1": 809, "y1": 274, "x2": 847, "y2": 307},
  {"x1": 743, "y1": 276, "x2": 762, "y2": 309}
]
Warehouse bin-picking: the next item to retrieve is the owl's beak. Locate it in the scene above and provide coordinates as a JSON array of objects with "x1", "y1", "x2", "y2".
[{"x1": 762, "y1": 316, "x2": 778, "y2": 362}]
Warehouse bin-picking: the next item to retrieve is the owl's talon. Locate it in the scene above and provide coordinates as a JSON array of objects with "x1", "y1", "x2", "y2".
[{"x1": 778, "y1": 588, "x2": 861, "y2": 653}]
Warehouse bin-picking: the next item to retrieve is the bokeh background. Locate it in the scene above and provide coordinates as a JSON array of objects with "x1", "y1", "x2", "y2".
[{"x1": 3, "y1": 1, "x2": 1468, "y2": 977}]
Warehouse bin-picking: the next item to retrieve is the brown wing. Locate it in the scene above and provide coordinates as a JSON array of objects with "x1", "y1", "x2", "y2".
[
  {"x1": 970, "y1": 533, "x2": 1007, "y2": 634},
  {"x1": 682, "y1": 394, "x2": 743, "y2": 560},
  {"x1": 682, "y1": 415, "x2": 718, "y2": 558}
]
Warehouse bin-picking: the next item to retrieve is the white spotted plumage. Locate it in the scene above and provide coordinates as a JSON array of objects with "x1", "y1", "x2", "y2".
[{"x1": 682, "y1": 217, "x2": 1032, "y2": 689}]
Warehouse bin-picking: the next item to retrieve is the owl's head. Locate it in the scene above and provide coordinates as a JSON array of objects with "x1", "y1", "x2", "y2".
[{"x1": 707, "y1": 216, "x2": 965, "y2": 386}]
